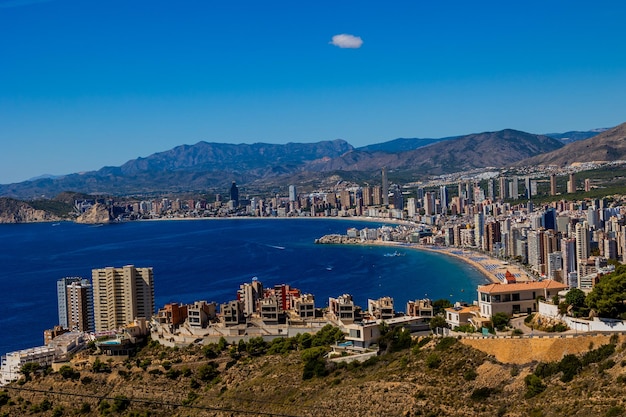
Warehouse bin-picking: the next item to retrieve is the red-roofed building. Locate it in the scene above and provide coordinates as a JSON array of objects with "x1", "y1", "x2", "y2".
[{"x1": 477, "y1": 280, "x2": 567, "y2": 317}]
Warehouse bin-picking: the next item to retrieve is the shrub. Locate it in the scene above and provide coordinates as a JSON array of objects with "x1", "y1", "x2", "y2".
[
  {"x1": 582, "y1": 344, "x2": 616, "y2": 366},
  {"x1": 425, "y1": 353, "x2": 441, "y2": 369},
  {"x1": 80, "y1": 376, "x2": 93, "y2": 384},
  {"x1": 464, "y1": 368, "x2": 478, "y2": 381},
  {"x1": 470, "y1": 387, "x2": 493, "y2": 401},
  {"x1": 599, "y1": 359, "x2": 616, "y2": 373},
  {"x1": 524, "y1": 374, "x2": 546, "y2": 398},
  {"x1": 78, "y1": 402, "x2": 91, "y2": 414},
  {"x1": 0, "y1": 391, "x2": 9, "y2": 406},
  {"x1": 111, "y1": 395, "x2": 130, "y2": 413},
  {"x1": 559, "y1": 354, "x2": 582, "y2": 382},
  {"x1": 58, "y1": 365, "x2": 80, "y2": 380},
  {"x1": 534, "y1": 362, "x2": 559, "y2": 379},
  {"x1": 197, "y1": 362, "x2": 219, "y2": 382},
  {"x1": 435, "y1": 337, "x2": 457, "y2": 351}
]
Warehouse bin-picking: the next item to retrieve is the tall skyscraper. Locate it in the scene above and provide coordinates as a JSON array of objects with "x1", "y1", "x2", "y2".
[
  {"x1": 381, "y1": 168, "x2": 389, "y2": 206},
  {"x1": 66, "y1": 280, "x2": 94, "y2": 332},
  {"x1": 525, "y1": 177, "x2": 532, "y2": 199},
  {"x1": 550, "y1": 173, "x2": 557, "y2": 196},
  {"x1": 509, "y1": 177, "x2": 519, "y2": 200},
  {"x1": 439, "y1": 185, "x2": 448, "y2": 213},
  {"x1": 92, "y1": 265, "x2": 155, "y2": 331},
  {"x1": 362, "y1": 186, "x2": 373, "y2": 206},
  {"x1": 487, "y1": 179, "x2": 495, "y2": 201},
  {"x1": 288, "y1": 185, "x2": 297, "y2": 202},
  {"x1": 230, "y1": 181, "x2": 239, "y2": 207},
  {"x1": 568, "y1": 173, "x2": 576, "y2": 193},
  {"x1": 57, "y1": 277, "x2": 84, "y2": 329},
  {"x1": 498, "y1": 177, "x2": 507, "y2": 200},
  {"x1": 474, "y1": 212, "x2": 485, "y2": 248},
  {"x1": 575, "y1": 221, "x2": 590, "y2": 270}
]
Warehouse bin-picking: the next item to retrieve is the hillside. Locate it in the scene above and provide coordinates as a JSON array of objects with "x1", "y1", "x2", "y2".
[
  {"x1": 306, "y1": 129, "x2": 564, "y2": 175},
  {"x1": 519, "y1": 122, "x2": 626, "y2": 167},
  {"x1": 3, "y1": 333, "x2": 626, "y2": 417},
  {"x1": 0, "y1": 197, "x2": 62, "y2": 223},
  {"x1": 356, "y1": 137, "x2": 455, "y2": 153},
  {"x1": 0, "y1": 140, "x2": 353, "y2": 199}
]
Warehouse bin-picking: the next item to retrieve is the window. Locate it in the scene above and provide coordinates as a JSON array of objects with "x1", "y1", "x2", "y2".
[
  {"x1": 512, "y1": 293, "x2": 520, "y2": 301},
  {"x1": 512, "y1": 305, "x2": 520, "y2": 314}
]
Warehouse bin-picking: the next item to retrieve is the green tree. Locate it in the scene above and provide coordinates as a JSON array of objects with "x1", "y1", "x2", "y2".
[
  {"x1": 301, "y1": 346, "x2": 328, "y2": 380},
  {"x1": 565, "y1": 288, "x2": 586, "y2": 309},
  {"x1": 246, "y1": 337, "x2": 268, "y2": 356},
  {"x1": 20, "y1": 362, "x2": 40, "y2": 381},
  {"x1": 196, "y1": 362, "x2": 219, "y2": 382},
  {"x1": 429, "y1": 315, "x2": 448, "y2": 331},
  {"x1": 58, "y1": 365, "x2": 80, "y2": 380},
  {"x1": 524, "y1": 374, "x2": 546, "y2": 398},
  {"x1": 586, "y1": 265, "x2": 626, "y2": 318},
  {"x1": 492, "y1": 312, "x2": 510, "y2": 331},
  {"x1": 432, "y1": 299, "x2": 453, "y2": 315}
]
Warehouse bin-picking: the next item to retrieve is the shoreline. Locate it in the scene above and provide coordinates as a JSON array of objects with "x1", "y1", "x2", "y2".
[{"x1": 315, "y1": 235, "x2": 533, "y2": 286}]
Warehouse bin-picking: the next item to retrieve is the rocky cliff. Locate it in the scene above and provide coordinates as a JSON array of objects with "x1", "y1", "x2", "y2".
[
  {"x1": 75, "y1": 203, "x2": 112, "y2": 224},
  {"x1": 0, "y1": 198, "x2": 61, "y2": 223}
]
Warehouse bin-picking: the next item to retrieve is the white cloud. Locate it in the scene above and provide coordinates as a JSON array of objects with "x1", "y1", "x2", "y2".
[{"x1": 330, "y1": 34, "x2": 363, "y2": 49}]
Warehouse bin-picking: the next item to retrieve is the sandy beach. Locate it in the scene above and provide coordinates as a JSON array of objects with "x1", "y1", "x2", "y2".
[{"x1": 407, "y1": 245, "x2": 534, "y2": 285}]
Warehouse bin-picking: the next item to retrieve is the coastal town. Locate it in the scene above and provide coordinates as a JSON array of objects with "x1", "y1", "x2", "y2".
[{"x1": 3, "y1": 166, "x2": 626, "y2": 387}]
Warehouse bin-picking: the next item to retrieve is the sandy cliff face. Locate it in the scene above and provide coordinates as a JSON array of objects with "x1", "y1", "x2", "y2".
[
  {"x1": 0, "y1": 199, "x2": 61, "y2": 223},
  {"x1": 75, "y1": 203, "x2": 112, "y2": 224}
]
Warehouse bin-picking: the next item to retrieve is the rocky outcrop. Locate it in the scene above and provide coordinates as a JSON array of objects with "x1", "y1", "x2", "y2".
[
  {"x1": 314, "y1": 234, "x2": 361, "y2": 244},
  {"x1": 75, "y1": 203, "x2": 112, "y2": 224},
  {"x1": 0, "y1": 198, "x2": 61, "y2": 223}
]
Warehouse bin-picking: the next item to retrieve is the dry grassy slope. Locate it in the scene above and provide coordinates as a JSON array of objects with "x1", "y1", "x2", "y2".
[
  {"x1": 462, "y1": 334, "x2": 614, "y2": 365},
  {"x1": 3, "y1": 336, "x2": 626, "y2": 417}
]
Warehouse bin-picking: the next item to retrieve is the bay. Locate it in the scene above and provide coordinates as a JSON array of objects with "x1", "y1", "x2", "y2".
[{"x1": 0, "y1": 218, "x2": 489, "y2": 357}]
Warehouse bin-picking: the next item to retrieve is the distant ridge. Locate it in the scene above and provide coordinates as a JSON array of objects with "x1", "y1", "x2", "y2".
[
  {"x1": 0, "y1": 126, "x2": 616, "y2": 199},
  {"x1": 545, "y1": 128, "x2": 609, "y2": 144},
  {"x1": 306, "y1": 129, "x2": 563, "y2": 175},
  {"x1": 518, "y1": 122, "x2": 626, "y2": 167},
  {"x1": 356, "y1": 137, "x2": 455, "y2": 153}
]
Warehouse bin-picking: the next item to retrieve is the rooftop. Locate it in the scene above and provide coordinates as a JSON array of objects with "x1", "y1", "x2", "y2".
[{"x1": 478, "y1": 279, "x2": 567, "y2": 294}]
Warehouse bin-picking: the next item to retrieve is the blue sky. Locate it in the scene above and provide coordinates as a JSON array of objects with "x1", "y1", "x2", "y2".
[{"x1": 1, "y1": 0, "x2": 626, "y2": 185}]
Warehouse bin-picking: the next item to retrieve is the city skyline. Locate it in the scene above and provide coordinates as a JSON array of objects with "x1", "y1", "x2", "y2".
[{"x1": 2, "y1": 1, "x2": 626, "y2": 184}]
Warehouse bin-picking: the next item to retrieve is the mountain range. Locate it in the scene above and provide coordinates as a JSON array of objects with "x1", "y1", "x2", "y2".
[{"x1": 0, "y1": 125, "x2": 623, "y2": 199}]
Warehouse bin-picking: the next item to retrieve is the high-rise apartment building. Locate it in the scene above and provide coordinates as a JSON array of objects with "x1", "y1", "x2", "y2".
[
  {"x1": 381, "y1": 168, "x2": 389, "y2": 206},
  {"x1": 92, "y1": 265, "x2": 155, "y2": 331},
  {"x1": 550, "y1": 173, "x2": 557, "y2": 196},
  {"x1": 568, "y1": 173, "x2": 576, "y2": 193},
  {"x1": 498, "y1": 177, "x2": 507, "y2": 200},
  {"x1": 57, "y1": 277, "x2": 83, "y2": 329},
  {"x1": 575, "y1": 221, "x2": 590, "y2": 271},
  {"x1": 288, "y1": 185, "x2": 297, "y2": 202},
  {"x1": 66, "y1": 280, "x2": 94, "y2": 332}
]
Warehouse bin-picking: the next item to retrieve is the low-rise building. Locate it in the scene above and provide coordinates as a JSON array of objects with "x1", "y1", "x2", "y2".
[
  {"x1": 220, "y1": 300, "x2": 245, "y2": 326},
  {"x1": 329, "y1": 294, "x2": 357, "y2": 324},
  {"x1": 477, "y1": 280, "x2": 567, "y2": 317},
  {"x1": 293, "y1": 293, "x2": 315, "y2": 319},
  {"x1": 406, "y1": 299, "x2": 433, "y2": 317},
  {"x1": 445, "y1": 304, "x2": 479, "y2": 328},
  {"x1": 368, "y1": 296, "x2": 394, "y2": 320},
  {"x1": 1, "y1": 346, "x2": 56, "y2": 385},
  {"x1": 188, "y1": 301, "x2": 217, "y2": 328}
]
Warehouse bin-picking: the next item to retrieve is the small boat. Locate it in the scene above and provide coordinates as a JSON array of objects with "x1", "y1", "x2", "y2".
[{"x1": 383, "y1": 251, "x2": 405, "y2": 257}]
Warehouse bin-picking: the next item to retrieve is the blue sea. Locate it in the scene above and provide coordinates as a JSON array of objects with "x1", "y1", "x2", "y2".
[{"x1": 0, "y1": 218, "x2": 489, "y2": 357}]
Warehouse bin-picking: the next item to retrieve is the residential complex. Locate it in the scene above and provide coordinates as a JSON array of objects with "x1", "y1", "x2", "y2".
[{"x1": 92, "y1": 265, "x2": 155, "y2": 331}]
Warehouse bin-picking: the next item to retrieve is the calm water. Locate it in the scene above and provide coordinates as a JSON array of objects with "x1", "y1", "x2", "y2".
[{"x1": 0, "y1": 218, "x2": 489, "y2": 356}]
